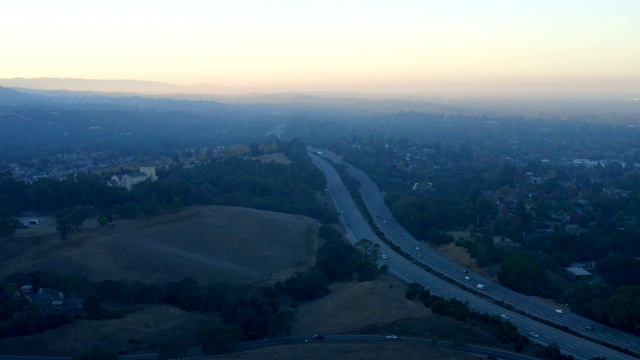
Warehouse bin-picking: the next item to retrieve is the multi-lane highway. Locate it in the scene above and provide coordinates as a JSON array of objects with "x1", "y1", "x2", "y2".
[
  {"x1": 240, "y1": 334, "x2": 546, "y2": 360},
  {"x1": 309, "y1": 150, "x2": 638, "y2": 360}
]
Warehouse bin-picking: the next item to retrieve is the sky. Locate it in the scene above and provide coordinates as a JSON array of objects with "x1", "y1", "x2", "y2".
[{"x1": 1, "y1": 0, "x2": 639, "y2": 95}]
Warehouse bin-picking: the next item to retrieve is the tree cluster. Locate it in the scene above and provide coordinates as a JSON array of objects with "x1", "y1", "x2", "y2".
[
  {"x1": 497, "y1": 252, "x2": 553, "y2": 297},
  {"x1": 277, "y1": 225, "x2": 386, "y2": 301},
  {"x1": 0, "y1": 272, "x2": 286, "y2": 352},
  {"x1": 405, "y1": 282, "x2": 529, "y2": 352}
]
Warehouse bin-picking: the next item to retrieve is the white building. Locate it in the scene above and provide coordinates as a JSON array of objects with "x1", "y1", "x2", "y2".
[{"x1": 108, "y1": 166, "x2": 158, "y2": 190}]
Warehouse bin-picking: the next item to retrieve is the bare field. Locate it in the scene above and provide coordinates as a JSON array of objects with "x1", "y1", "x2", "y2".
[
  {"x1": 292, "y1": 275, "x2": 425, "y2": 335},
  {"x1": 2, "y1": 206, "x2": 319, "y2": 286}
]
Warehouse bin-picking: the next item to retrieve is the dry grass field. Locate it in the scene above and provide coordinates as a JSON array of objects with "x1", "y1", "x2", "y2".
[
  {"x1": 293, "y1": 275, "x2": 425, "y2": 335},
  {"x1": 2, "y1": 206, "x2": 319, "y2": 286}
]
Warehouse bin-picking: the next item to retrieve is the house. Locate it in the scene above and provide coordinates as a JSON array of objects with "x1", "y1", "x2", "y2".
[
  {"x1": 13, "y1": 285, "x2": 83, "y2": 317},
  {"x1": 108, "y1": 166, "x2": 158, "y2": 190},
  {"x1": 565, "y1": 262, "x2": 593, "y2": 281},
  {"x1": 14, "y1": 284, "x2": 34, "y2": 301}
]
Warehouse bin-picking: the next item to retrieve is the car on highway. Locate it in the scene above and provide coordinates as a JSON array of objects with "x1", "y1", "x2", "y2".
[
  {"x1": 585, "y1": 326, "x2": 594, "y2": 331},
  {"x1": 312, "y1": 334, "x2": 325, "y2": 340},
  {"x1": 529, "y1": 332, "x2": 539, "y2": 338},
  {"x1": 415, "y1": 246, "x2": 420, "y2": 250},
  {"x1": 386, "y1": 335, "x2": 398, "y2": 339},
  {"x1": 464, "y1": 276, "x2": 470, "y2": 281},
  {"x1": 382, "y1": 254, "x2": 388, "y2": 259},
  {"x1": 476, "y1": 283, "x2": 485, "y2": 290},
  {"x1": 555, "y1": 309, "x2": 564, "y2": 314},
  {"x1": 501, "y1": 314, "x2": 510, "y2": 320}
]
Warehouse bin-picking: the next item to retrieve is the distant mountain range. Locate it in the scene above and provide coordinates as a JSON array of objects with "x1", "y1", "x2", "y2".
[
  {"x1": 0, "y1": 79, "x2": 458, "y2": 114},
  {"x1": 0, "y1": 77, "x2": 241, "y2": 95},
  {"x1": 1, "y1": 78, "x2": 637, "y2": 120},
  {"x1": 0, "y1": 85, "x2": 44, "y2": 105}
]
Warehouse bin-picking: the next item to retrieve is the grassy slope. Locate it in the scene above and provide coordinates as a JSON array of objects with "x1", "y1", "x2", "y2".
[{"x1": 2, "y1": 206, "x2": 318, "y2": 286}]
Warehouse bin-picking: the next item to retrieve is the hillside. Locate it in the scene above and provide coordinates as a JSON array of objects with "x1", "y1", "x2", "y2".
[
  {"x1": 1, "y1": 206, "x2": 319, "y2": 286},
  {"x1": 0, "y1": 207, "x2": 525, "y2": 359},
  {"x1": 0, "y1": 275, "x2": 497, "y2": 359}
]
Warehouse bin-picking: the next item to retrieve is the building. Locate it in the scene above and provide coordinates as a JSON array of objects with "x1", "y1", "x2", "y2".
[
  {"x1": 13, "y1": 285, "x2": 83, "y2": 317},
  {"x1": 108, "y1": 166, "x2": 158, "y2": 190},
  {"x1": 565, "y1": 262, "x2": 593, "y2": 281}
]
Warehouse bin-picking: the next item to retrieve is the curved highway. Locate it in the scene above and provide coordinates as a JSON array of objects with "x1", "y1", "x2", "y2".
[
  {"x1": 309, "y1": 150, "x2": 637, "y2": 360},
  {"x1": 240, "y1": 334, "x2": 542, "y2": 360},
  {"x1": 0, "y1": 335, "x2": 542, "y2": 360}
]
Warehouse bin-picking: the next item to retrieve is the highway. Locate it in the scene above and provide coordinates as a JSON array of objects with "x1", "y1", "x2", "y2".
[
  {"x1": 309, "y1": 150, "x2": 637, "y2": 360},
  {"x1": 0, "y1": 335, "x2": 544, "y2": 360},
  {"x1": 239, "y1": 334, "x2": 543, "y2": 360}
]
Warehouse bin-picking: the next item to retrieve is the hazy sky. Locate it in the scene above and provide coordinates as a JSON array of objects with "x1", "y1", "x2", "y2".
[{"x1": 2, "y1": 0, "x2": 639, "y2": 94}]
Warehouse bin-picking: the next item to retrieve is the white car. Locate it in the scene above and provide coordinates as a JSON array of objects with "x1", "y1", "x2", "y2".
[
  {"x1": 382, "y1": 254, "x2": 388, "y2": 259},
  {"x1": 415, "y1": 246, "x2": 420, "y2": 250},
  {"x1": 464, "y1": 276, "x2": 470, "y2": 281},
  {"x1": 555, "y1": 309, "x2": 564, "y2": 314},
  {"x1": 501, "y1": 314, "x2": 510, "y2": 320},
  {"x1": 386, "y1": 335, "x2": 398, "y2": 339},
  {"x1": 529, "y1": 332, "x2": 539, "y2": 338},
  {"x1": 476, "y1": 283, "x2": 485, "y2": 290}
]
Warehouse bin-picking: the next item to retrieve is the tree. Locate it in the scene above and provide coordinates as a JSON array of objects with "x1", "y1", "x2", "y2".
[
  {"x1": 156, "y1": 335, "x2": 190, "y2": 360},
  {"x1": 82, "y1": 292, "x2": 105, "y2": 319},
  {"x1": 281, "y1": 270, "x2": 329, "y2": 301},
  {"x1": 0, "y1": 216, "x2": 20, "y2": 238},
  {"x1": 267, "y1": 309, "x2": 294, "y2": 337},
  {"x1": 97, "y1": 214, "x2": 109, "y2": 228},
  {"x1": 406, "y1": 282, "x2": 425, "y2": 300},
  {"x1": 597, "y1": 253, "x2": 640, "y2": 287},
  {"x1": 72, "y1": 349, "x2": 118, "y2": 360},
  {"x1": 475, "y1": 196, "x2": 498, "y2": 226},
  {"x1": 200, "y1": 324, "x2": 242, "y2": 355},
  {"x1": 498, "y1": 252, "x2": 551, "y2": 296},
  {"x1": 605, "y1": 285, "x2": 640, "y2": 333},
  {"x1": 55, "y1": 206, "x2": 95, "y2": 239}
]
